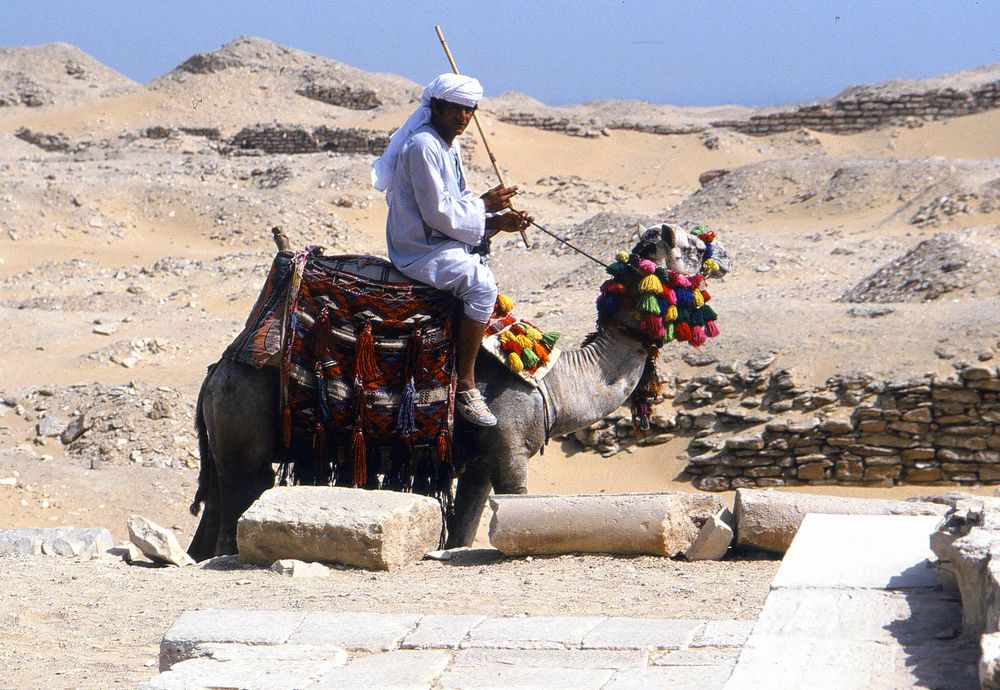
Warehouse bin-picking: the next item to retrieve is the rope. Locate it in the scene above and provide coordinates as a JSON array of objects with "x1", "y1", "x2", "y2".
[{"x1": 525, "y1": 220, "x2": 610, "y2": 269}]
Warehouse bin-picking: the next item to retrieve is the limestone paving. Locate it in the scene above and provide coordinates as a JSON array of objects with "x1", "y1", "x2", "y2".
[{"x1": 148, "y1": 611, "x2": 748, "y2": 689}]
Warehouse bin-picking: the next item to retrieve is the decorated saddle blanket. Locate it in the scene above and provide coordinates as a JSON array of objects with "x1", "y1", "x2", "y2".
[
  {"x1": 481, "y1": 295, "x2": 561, "y2": 387},
  {"x1": 223, "y1": 248, "x2": 458, "y2": 498}
]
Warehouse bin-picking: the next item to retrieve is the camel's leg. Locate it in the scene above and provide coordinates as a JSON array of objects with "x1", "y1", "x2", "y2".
[
  {"x1": 491, "y1": 450, "x2": 529, "y2": 495},
  {"x1": 188, "y1": 489, "x2": 221, "y2": 562},
  {"x1": 446, "y1": 457, "x2": 492, "y2": 548},
  {"x1": 215, "y1": 464, "x2": 275, "y2": 555}
]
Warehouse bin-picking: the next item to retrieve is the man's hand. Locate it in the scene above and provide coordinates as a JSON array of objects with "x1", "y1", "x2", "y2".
[
  {"x1": 481, "y1": 184, "x2": 520, "y2": 213},
  {"x1": 486, "y1": 209, "x2": 534, "y2": 234}
]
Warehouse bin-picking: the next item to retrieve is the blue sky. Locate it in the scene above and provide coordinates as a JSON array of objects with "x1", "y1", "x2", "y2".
[{"x1": 2, "y1": 1, "x2": 998, "y2": 107}]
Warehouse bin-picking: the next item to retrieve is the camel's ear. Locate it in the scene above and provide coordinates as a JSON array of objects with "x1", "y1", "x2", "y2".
[
  {"x1": 636, "y1": 223, "x2": 646, "y2": 242},
  {"x1": 660, "y1": 224, "x2": 676, "y2": 249}
]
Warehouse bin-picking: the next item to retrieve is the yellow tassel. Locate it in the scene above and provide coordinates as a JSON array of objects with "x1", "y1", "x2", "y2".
[
  {"x1": 703, "y1": 258, "x2": 719, "y2": 273},
  {"x1": 515, "y1": 334, "x2": 534, "y2": 350},
  {"x1": 694, "y1": 290, "x2": 705, "y2": 308},
  {"x1": 524, "y1": 326, "x2": 542, "y2": 342},
  {"x1": 508, "y1": 352, "x2": 524, "y2": 372},
  {"x1": 495, "y1": 293, "x2": 514, "y2": 316},
  {"x1": 639, "y1": 274, "x2": 663, "y2": 294},
  {"x1": 615, "y1": 251, "x2": 630, "y2": 263},
  {"x1": 666, "y1": 305, "x2": 678, "y2": 322},
  {"x1": 498, "y1": 330, "x2": 513, "y2": 345}
]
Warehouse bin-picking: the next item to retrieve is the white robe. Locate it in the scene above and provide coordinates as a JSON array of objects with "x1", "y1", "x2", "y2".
[{"x1": 385, "y1": 124, "x2": 497, "y2": 323}]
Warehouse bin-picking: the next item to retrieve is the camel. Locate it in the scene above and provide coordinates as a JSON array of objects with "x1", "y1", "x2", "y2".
[{"x1": 187, "y1": 223, "x2": 730, "y2": 561}]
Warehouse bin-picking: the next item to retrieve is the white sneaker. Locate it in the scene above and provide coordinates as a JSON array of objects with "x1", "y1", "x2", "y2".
[{"x1": 456, "y1": 388, "x2": 497, "y2": 427}]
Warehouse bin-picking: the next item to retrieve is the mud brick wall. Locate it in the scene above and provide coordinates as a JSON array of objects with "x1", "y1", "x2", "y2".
[
  {"x1": 227, "y1": 125, "x2": 390, "y2": 155},
  {"x1": 711, "y1": 81, "x2": 1000, "y2": 136},
  {"x1": 684, "y1": 364, "x2": 1000, "y2": 491},
  {"x1": 296, "y1": 83, "x2": 381, "y2": 110},
  {"x1": 494, "y1": 112, "x2": 604, "y2": 138}
]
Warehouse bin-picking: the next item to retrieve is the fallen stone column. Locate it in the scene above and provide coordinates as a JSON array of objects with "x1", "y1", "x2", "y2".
[
  {"x1": 488, "y1": 492, "x2": 723, "y2": 557},
  {"x1": 237, "y1": 487, "x2": 441, "y2": 571},
  {"x1": 735, "y1": 488, "x2": 949, "y2": 553}
]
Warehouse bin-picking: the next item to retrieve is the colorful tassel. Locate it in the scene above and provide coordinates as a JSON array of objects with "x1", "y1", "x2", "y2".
[
  {"x1": 706, "y1": 320, "x2": 720, "y2": 338},
  {"x1": 638, "y1": 259, "x2": 656, "y2": 275},
  {"x1": 700, "y1": 304, "x2": 718, "y2": 322},
  {"x1": 597, "y1": 294, "x2": 620, "y2": 319},
  {"x1": 665, "y1": 305, "x2": 678, "y2": 322},
  {"x1": 601, "y1": 279, "x2": 625, "y2": 295},
  {"x1": 437, "y1": 428, "x2": 451, "y2": 466},
  {"x1": 693, "y1": 290, "x2": 705, "y2": 308},
  {"x1": 515, "y1": 334, "x2": 534, "y2": 350},
  {"x1": 676, "y1": 289, "x2": 694, "y2": 309},
  {"x1": 703, "y1": 258, "x2": 719, "y2": 273},
  {"x1": 641, "y1": 314, "x2": 665, "y2": 340},
  {"x1": 676, "y1": 322, "x2": 692, "y2": 342},
  {"x1": 533, "y1": 342, "x2": 550, "y2": 363},
  {"x1": 495, "y1": 293, "x2": 514, "y2": 316},
  {"x1": 524, "y1": 326, "x2": 542, "y2": 342},
  {"x1": 521, "y1": 348, "x2": 539, "y2": 368},
  {"x1": 350, "y1": 428, "x2": 366, "y2": 488},
  {"x1": 665, "y1": 322, "x2": 675, "y2": 341},
  {"x1": 638, "y1": 294, "x2": 661, "y2": 314},
  {"x1": 700, "y1": 289, "x2": 711, "y2": 302},
  {"x1": 354, "y1": 323, "x2": 381, "y2": 382},
  {"x1": 508, "y1": 352, "x2": 524, "y2": 372},
  {"x1": 281, "y1": 405, "x2": 292, "y2": 448},
  {"x1": 542, "y1": 332, "x2": 560, "y2": 349},
  {"x1": 639, "y1": 274, "x2": 663, "y2": 294},
  {"x1": 691, "y1": 325, "x2": 707, "y2": 347},
  {"x1": 615, "y1": 251, "x2": 630, "y2": 263},
  {"x1": 664, "y1": 288, "x2": 677, "y2": 305},
  {"x1": 395, "y1": 380, "x2": 417, "y2": 436},
  {"x1": 502, "y1": 338, "x2": 522, "y2": 355},
  {"x1": 606, "y1": 261, "x2": 628, "y2": 277},
  {"x1": 670, "y1": 272, "x2": 692, "y2": 288}
]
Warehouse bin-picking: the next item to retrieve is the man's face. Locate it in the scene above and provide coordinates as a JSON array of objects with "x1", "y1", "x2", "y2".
[{"x1": 431, "y1": 100, "x2": 476, "y2": 141}]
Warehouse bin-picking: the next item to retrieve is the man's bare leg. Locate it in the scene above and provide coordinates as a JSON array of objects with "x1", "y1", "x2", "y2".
[{"x1": 454, "y1": 314, "x2": 497, "y2": 426}]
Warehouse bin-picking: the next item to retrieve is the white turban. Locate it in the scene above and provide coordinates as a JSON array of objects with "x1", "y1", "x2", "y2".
[{"x1": 371, "y1": 73, "x2": 483, "y2": 192}]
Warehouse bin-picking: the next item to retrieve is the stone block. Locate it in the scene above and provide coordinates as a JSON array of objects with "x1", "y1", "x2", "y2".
[
  {"x1": 452, "y1": 648, "x2": 647, "y2": 669},
  {"x1": 690, "y1": 620, "x2": 755, "y2": 648},
  {"x1": 488, "y1": 493, "x2": 722, "y2": 557},
  {"x1": 401, "y1": 614, "x2": 485, "y2": 649},
  {"x1": 581, "y1": 618, "x2": 704, "y2": 650},
  {"x1": 437, "y1": 664, "x2": 613, "y2": 690},
  {"x1": 652, "y1": 646, "x2": 740, "y2": 666},
  {"x1": 159, "y1": 609, "x2": 307, "y2": 670},
  {"x1": 287, "y1": 611, "x2": 421, "y2": 651},
  {"x1": 684, "y1": 508, "x2": 733, "y2": 561},
  {"x1": 734, "y1": 489, "x2": 948, "y2": 553},
  {"x1": 128, "y1": 515, "x2": 195, "y2": 567},
  {"x1": 463, "y1": 616, "x2": 605, "y2": 650},
  {"x1": 237, "y1": 487, "x2": 441, "y2": 571},
  {"x1": 0, "y1": 527, "x2": 113, "y2": 558},
  {"x1": 310, "y1": 650, "x2": 451, "y2": 690},
  {"x1": 771, "y1": 514, "x2": 942, "y2": 589},
  {"x1": 603, "y1": 665, "x2": 732, "y2": 690}
]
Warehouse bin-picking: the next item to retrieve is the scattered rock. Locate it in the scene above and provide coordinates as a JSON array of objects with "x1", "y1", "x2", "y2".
[
  {"x1": 683, "y1": 350, "x2": 719, "y2": 367},
  {"x1": 36, "y1": 415, "x2": 68, "y2": 438},
  {"x1": 745, "y1": 354, "x2": 775, "y2": 372},
  {"x1": 60, "y1": 411, "x2": 91, "y2": 445},
  {"x1": 127, "y1": 514, "x2": 195, "y2": 566},
  {"x1": 270, "y1": 559, "x2": 331, "y2": 578},
  {"x1": 847, "y1": 306, "x2": 894, "y2": 318},
  {"x1": 0, "y1": 527, "x2": 113, "y2": 559},
  {"x1": 92, "y1": 323, "x2": 118, "y2": 335},
  {"x1": 684, "y1": 508, "x2": 734, "y2": 561}
]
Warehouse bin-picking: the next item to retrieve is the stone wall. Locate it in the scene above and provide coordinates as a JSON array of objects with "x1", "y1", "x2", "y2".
[
  {"x1": 711, "y1": 81, "x2": 1000, "y2": 135},
  {"x1": 494, "y1": 112, "x2": 606, "y2": 138},
  {"x1": 226, "y1": 124, "x2": 390, "y2": 155},
  {"x1": 295, "y1": 83, "x2": 381, "y2": 110},
  {"x1": 683, "y1": 364, "x2": 1000, "y2": 491}
]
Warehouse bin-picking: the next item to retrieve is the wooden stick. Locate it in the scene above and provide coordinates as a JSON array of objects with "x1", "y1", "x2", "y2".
[{"x1": 435, "y1": 25, "x2": 530, "y2": 248}]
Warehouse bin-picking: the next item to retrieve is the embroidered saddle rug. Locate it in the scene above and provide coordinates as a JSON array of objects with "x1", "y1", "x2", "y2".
[{"x1": 224, "y1": 248, "x2": 458, "y2": 500}]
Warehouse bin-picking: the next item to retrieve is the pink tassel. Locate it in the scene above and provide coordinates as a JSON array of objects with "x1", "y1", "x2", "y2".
[
  {"x1": 665, "y1": 288, "x2": 677, "y2": 305},
  {"x1": 640, "y1": 314, "x2": 665, "y2": 340},
  {"x1": 638, "y1": 259, "x2": 656, "y2": 275},
  {"x1": 691, "y1": 325, "x2": 707, "y2": 347},
  {"x1": 706, "y1": 321, "x2": 720, "y2": 338}
]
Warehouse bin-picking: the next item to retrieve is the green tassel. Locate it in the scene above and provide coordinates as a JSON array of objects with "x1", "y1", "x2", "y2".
[
  {"x1": 521, "y1": 348, "x2": 539, "y2": 368},
  {"x1": 655, "y1": 267, "x2": 670, "y2": 283},
  {"x1": 665, "y1": 322, "x2": 675, "y2": 341},
  {"x1": 638, "y1": 294, "x2": 661, "y2": 314},
  {"x1": 606, "y1": 261, "x2": 628, "y2": 277},
  {"x1": 542, "y1": 332, "x2": 560, "y2": 350},
  {"x1": 700, "y1": 304, "x2": 718, "y2": 322}
]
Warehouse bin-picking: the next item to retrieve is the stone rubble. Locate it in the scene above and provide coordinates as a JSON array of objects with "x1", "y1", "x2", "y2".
[
  {"x1": 127, "y1": 514, "x2": 196, "y2": 567},
  {"x1": 0, "y1": 526, "x2": 114, "y2": 559}
]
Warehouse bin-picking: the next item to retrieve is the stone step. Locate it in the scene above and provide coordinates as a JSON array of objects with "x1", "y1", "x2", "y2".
[
  {"x1": 726, "y1": 513, "x2": 979, "y2": 689},
  {"x1": 148, "y1": 610, "x2": 750, "y2": 689}
]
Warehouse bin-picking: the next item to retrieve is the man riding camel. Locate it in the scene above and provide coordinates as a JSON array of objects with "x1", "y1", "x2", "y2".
[{"x1": 372, "y1": 73, "x2": 532, "y2": 427}]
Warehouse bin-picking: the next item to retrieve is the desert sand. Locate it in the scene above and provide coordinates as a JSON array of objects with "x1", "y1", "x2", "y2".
[{"x1": 1, "y1": 37, "x2": 999, "y2": 687}]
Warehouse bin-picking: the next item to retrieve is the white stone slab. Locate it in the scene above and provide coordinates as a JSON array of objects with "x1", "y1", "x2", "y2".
[
  {"x1": 690, "y1": 620, "x2": 755, "y2": 648},
  {"x1": 159, "y1": 609, "x2": 306, "y2": 670},
  {"x1": 463, "y1": 616, "x2": 605, "y2": 649},
  {"x1": 752, "y1": 588, "x2": 961, "y2": 644},
  {"x1": 604, "y1": 665, "x2": 732, "y2": 690},
  {"x1": 401, "y1": 614, "x2": 485, "y2": 649},
  {"x1": 581, "y1": 618, "x2": 704, "y2": 650},
  {"x1": 652, "y1": 647, "x2": 740, "y2": 666},
  {"x1": 287, "y1": 611, "x2": 421, "y2": 651},
  {"x1": 436, "y1": 665, "x2": 614, "y2": 690},
  {"x1": 452, "y1": 648, "x2": 648, "y2": 669},
  {"x1": 770, "y1": 514, "x2": 942, "y2": 590},
  {"x1": 310, "y1": 650, "x2": 451, "y2": 690}
]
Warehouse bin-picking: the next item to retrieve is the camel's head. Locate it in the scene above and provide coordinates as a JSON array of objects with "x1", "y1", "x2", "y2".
[{"x1": 633, "y1": 223, "x2": 732, "y2": 278}]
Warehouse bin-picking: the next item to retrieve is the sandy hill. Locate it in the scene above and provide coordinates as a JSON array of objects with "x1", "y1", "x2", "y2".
[{"x1": 0, "y1": 42, "x2": 137, "y2": 108}]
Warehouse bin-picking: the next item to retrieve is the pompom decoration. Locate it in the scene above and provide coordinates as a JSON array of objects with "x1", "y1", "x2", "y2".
[
  {"x1": 508, "y1": 352, "x2": 524, "y2": 372},
  {"x1": 533, "y1": 342, "x2": 550, "y2": 363},
  {"x1": 524, "y1": 326, "x2": 543, "y2": 342},
  {"x1": 639, "y1": 274, "x2": 663, "y2": 294},
  {"x1": 675, "y1": 322, "x2": 693, "y2": 342},
  {"x1": 665, "y1": 288, "x2": 677, "y2": 305},
  {"x1": 690, "y1": 325, "x2": 707, "y2": 347},
  {"x1": 706, "y1": 321, "x2": 720, "y2": 338},
  {"x1": 665, "y1": 323, "x2": 675, "y2": 341},
  {"x1": 521, "y1": 348, "x2": 539, "y2": 368},
  {"x1": 495, "y1": 293, "x2": 514, "y2": 316},
  {"x1": 542, "y1": 332, "x2": 560, "y2": 349},
  {"x1": 638, "y1": 259, "x2": 657, "y2": 276},
  {"x1": 700, "y1": 289, "x2": 711, "y2": 302},
  {"x1": 601, "y1": 279, "x2": 625, "y2": 295},
  {"x1": 703, "y1": 258, "x2": 719, "y2": 273},
  {"x1": 515, "y1": 334, "x2": 534, "y2": 350},
  {"x1": 665, "y1": 305, "x2": 678, "y2": 322},
  {"x1": 615, "y1": 251, "x2": 630, "y2": 263},
  {"x1": 693, "y1": 290, "x2": 705, "y2": 308},
  {"x1": 606, "y1": 261, "x2": 628, "y2": 277},
  {"x1": 637, "y1": 294, "x2": 661, "y2": 315},
  {"x1": 641, "y1": 314, "x2": 665, "y2": 340},
  {"x1": 501, "y1": 338, "x2": 522, "y2": 356},
  {"x1": 670, "y1": 272, "x2": 692, "y2": 288}
]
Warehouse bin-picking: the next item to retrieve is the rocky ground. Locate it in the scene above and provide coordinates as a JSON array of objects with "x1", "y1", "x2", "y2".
[{"x1": 1, "y1": 37, "x2": 999, "y2": 688}]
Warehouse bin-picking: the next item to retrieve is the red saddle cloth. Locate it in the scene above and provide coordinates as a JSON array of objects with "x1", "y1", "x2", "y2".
[{"x1": 224, "y1": 248, "x2": 458, "y2": 499}]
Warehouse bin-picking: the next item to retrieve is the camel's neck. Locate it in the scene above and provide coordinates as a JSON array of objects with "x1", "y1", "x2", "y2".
[{"x1": 542, "y1": 326, "x2": 650, "y2": 438}]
